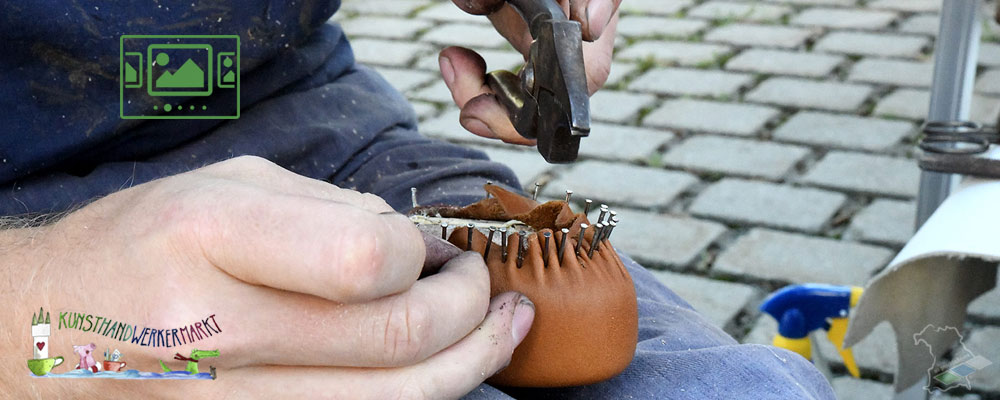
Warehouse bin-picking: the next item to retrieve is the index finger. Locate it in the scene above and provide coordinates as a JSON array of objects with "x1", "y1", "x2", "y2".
[{"x1": 189, "y1": 183, "x2": 425, "y2": 303}]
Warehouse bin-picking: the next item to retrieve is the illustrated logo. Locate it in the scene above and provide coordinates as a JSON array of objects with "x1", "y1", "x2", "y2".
[
  {"x1": 27, "y1": 306, "x2": 220, "y2": 380},
  {"x1": 120, "y1": 35, "x2": 240, "y2": 119},
  {"x1": 914, "y1": 324, "x2": 993, "y2": 392}
]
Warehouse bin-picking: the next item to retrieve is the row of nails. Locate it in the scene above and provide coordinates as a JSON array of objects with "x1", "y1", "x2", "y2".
[{"x1": 412, "y1": 183, "x2": 620, "y2": 268}]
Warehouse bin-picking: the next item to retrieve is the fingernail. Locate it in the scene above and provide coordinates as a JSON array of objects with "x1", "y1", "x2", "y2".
[
  {"x1": 461, "y1": 117, "x2": 496, "y2": 138},
  {"x1": 586, "y1": 1, "x2": 612, "y2": 39},
  {"x1": 439, "y1": 55, "x2": 455, "y2": 86},
  {"x1": 511, "y1": 295, "x2": 535, "y2": 346}
]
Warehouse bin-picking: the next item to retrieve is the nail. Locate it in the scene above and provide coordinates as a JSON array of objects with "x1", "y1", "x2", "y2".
[
  {"x1": 588, "y1": 223, "x2": 603, "y2": 258},
  {"x1": 564, "y1": 189, "x2": 573, "y2": 203},
  {"x1": 542, "y1": 231, "x2": 551, "y2": 267},
  {"x1": 439, "y1": 54, "x2": 455, "y2": 86},
  {"x1": 512, "y1": 295, "x2": 535, "y2": 346},
  {"x1": 586, "y1": 0, "x2": 613, "y2": 39},
  {"x1": 558, "y1": 228, "x2": 569, "y2": 263},
  {"x1": 583, "y1": 199, "x2": 593, "y2": 215},
  {"x1": 461, "y1": 117, "x2": 496, "y2": 139},
  {"x1": 532, "y1": 182, "x2": 541, "y2": 201},
  {"x1": 484, "y1": 227, "x2": 496, "y2": 259},
  {"x1": 441, "y1": 222, "x2": 448, "y2": 240},
  {"x1": 411, "y1": 187, "x2": 418, "y2": 208},
  {"x1": 517, "y1": 231, "x2": 527, "y2": 268},
  {"x1": 501, "y1": 228, "x2": 509, "y2": 262},
  {"x1": 466, "y1": 223, "x2": 475, "y2": 251},
  {"x1": 576, "y1": 223, "x2": 588, "y2": 254}
]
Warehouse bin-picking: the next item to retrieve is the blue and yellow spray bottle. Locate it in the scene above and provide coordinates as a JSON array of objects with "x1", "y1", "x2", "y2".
[{"x1": 759, "y1": 284, "x2": 863, "y2": 378}]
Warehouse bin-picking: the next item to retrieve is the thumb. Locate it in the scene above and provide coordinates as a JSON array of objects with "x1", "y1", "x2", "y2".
[{"x1": 402, "y1": 291, "x2": 535, "y2": 399}]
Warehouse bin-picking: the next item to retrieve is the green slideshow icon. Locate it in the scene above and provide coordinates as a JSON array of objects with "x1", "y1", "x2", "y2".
[{"x1": 120, "y1": 35, "x2": 240, "y2": 119}]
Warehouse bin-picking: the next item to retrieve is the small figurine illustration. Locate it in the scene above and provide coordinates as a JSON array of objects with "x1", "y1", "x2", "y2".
[
  {"x1": 27, "y1": 307, "x2": 64, "y2": 376},
  {"x1": 159, "y1": 349, "x2": 219, "y2": 375},
  {"x1": 72, "y1": 343, "x2": 101, "y2": 373},
  {"x1": 102, "y1": 348, "x2": 127, "y2": 372}
]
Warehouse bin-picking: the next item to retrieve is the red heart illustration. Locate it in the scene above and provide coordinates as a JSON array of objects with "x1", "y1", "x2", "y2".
[{"x1": 36, "y1": 342, "x2": 44, "y2": 351}]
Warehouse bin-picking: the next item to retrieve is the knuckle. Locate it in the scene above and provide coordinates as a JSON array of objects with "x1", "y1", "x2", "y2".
[
  {"x1": 381, "y1": 298, "x2": 433, "y2": 365},
  {"x1": 332, "y1": 227, "x2": 386, "y2": 299}
]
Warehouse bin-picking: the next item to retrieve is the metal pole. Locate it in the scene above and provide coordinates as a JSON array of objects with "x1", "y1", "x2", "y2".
[
  {"x1": 906, "y1": 2, "x2": 980, "y2": 398},
  {"x1": 916, "y1": 0, "x2": 981, "y2": 229}
]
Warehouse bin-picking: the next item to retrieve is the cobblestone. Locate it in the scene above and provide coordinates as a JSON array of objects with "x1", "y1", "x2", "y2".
[
  {"x1": 976, "y1": 69, "x2": 1000, "y2": 96},
  {"x1": 663, "y1": 136, "x2": 810, "y2": 180},
  {"x1": 419, "y1": 109, "x2": 497, "y2": 146},
  {"x1": 814, "y1": 31, "x2": 930, "y2": 58},
  {"x1": 746, "y1": 77, "x2": 873, "y2": 112},
  {"x1": 714, "y1": 228, "x2": 894, "y2": 285},
  {"x1": 349, "y1": 38, "x2": 433, "y2": 67},
  {"x1": 409, "y1": 80, "x2": 454, "y2": 103},
  {"x1": 687, "y1": 1, "x2": 792, "y2": 23},
  {"x1": 801, "y1": 151, "x2": 921, "y2": 198},
  {"x1": 340, "y1": 17, "x2": 433, "y2": 39},
  {"x1": 617, "y1": 41, "x2": 733, "y2": 66},
  {"x1": 579, "y1": 123, "x2": 676, "y2": 162},
  {"x1": 981, "y1": 43, "x2": 1000, "y2": 67},
  {"x1": 469, "y1": 145, "x2": 553, "y2": 186},
  {"x1": 867, "y1": 0, "x2": 941, "y2": 13},
  {"x1": 645, "y1": 99, "x2": 780, "y2": 136},
  {"x1": 690, "y1": 178, "x2": 846, "y2": 232},
  {"x1": 372, "y1": 66, "x2": 436, "y2": 93},
  {"x1": 338, "y1": 0, "x2": 429, "y2": 17},
  {"x1": 416, "y1": 2, "x2": 489, "y2": 24},
  {"x1": 791, "y1": 8, "x2": 898, "y2": 30},
  {"x1": 629, "y1": 68, "x2": 753, "y2": 98},
  {"x1": 899, "y1": 14, "x2": 939, "y2": 36},
  {"x1": 966, "y1": 327, "x2": 1000, "y2": 392},
  {"x1": 772, "y1": 111, "x2": 915, "y2": 151},
  {"x1": 875, "y1": 89, "x2": 1000, "y2": 123},
  {"x1": 848, "y1": 59, "x2": 934, "y2": 88},
  {"x1": 725, "y1": 49, "x2": 844, "y2": 78},
  {"x1": 420, "y1": 23, "x2": 508, "y2": 48},
  {"x1": 542, "y1": 160, "x2": 698, "y2": 209},
  {"x1": 589, "y1": 90, "x2": 658, "y2": 123},
  {"x1": 762, "y1": 0, "x2": 853, "y2": 5},
  {"x1": 605, "y1": 209, "x2": 727, "y2": 268},
  {"x1": 606, "y1": 62, "x2": 639, "y2": 87},
  {"x1": 970, "y1": 275, "x2": 1000, "y2": 320},
  {"x1": 705, "y1": 23, "x2": 816, "y2": 49},
  {"x1": 416, "y1": 49, "x2": 524, "y2": 72},
  {"x1": 619, "y1": 0, "x2": 693, "y2": 15},
  {"x1": 845, "y1": 199, "x2": 916, "y2": 246},
  {"x1": 616, "y1": 16, "x2": 708, "y2": 39},
  {"x1": 650, "y1": 270, "x2": 758, "y2": 328}
]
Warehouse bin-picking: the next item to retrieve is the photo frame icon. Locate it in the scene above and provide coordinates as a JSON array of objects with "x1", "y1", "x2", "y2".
[{"x1": 119, "y1": 35, "x2": 239, "y2": 120}]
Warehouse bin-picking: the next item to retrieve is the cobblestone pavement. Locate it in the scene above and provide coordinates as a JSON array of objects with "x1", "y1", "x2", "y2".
[{"x1": 333, "y1": 1, "x2": 1000, "y2": 398}]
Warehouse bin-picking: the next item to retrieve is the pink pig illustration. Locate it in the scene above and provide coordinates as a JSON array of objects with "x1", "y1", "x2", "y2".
[{"x1": 73, "y1": 343, "x2": 100, "y2": 373}]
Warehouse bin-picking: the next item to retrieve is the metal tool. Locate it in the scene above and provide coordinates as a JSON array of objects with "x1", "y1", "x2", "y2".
[
  {"x1": 564, "y1": 189, "x2": 573, "y2": 203},
  {"x1": 441, "y1": 222, "x2": 448, "y2": 240},
  {"x1": 411, "y1": 187, "x2": 418, "y2": 208},
  {"x1": 532, "y1": 182, "x2": 541, "y2": 201},
  {"x1": 576, "y1": 223, "x2": 588, "y2": 254},
  {"x1": 583, "y1": 199, "x2": 593, "y2": 215},
  {"x1": 484, "y1": 0, "x2": 591, "y2": 163}
]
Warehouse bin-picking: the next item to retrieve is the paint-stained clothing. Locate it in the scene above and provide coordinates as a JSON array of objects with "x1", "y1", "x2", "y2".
[{"x1": 0, "y1": 1, "x2": 834, "y2": 398}]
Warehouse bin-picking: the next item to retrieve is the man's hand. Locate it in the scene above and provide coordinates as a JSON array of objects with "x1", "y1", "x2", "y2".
[
  {"x1": 1, "y1": 156, "x2": 534, "y2": 399},
  {"x1": 441, "y1": 0, "x2": 620, "y2": 145}
]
